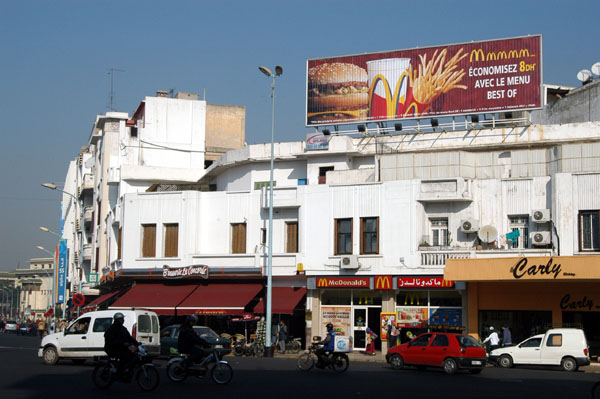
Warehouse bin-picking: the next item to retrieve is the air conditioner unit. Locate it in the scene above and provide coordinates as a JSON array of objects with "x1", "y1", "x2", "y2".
[
  {"x1": 531, "y1": 231, "x2": 551, "y2": 246},
  {"x1": 340, "y1": 255, "x2": 359, "y2": 270},
  {"x1": 532, "y1": 209, "x2": 550, "y2": 223},
  {"x1": 460, "y1": 219, "x2": 479, "y2": 233}
]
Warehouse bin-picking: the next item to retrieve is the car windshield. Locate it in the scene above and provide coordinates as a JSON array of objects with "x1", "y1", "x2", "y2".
[
  {"x1": 456, "y1": 335, "x2": 483, "y2": 348},
  {"x1": 193, "y1": 326, "x2": 219, "y2": 339}
]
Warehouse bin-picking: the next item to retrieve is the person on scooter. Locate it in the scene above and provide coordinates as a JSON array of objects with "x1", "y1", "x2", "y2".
[
  {"x1": 315, "y1": 322, "x2": 336, "y2": 368},
  {"x1": 178, "y1": 315, "x2": 209, "y2": 366},
  {"x1": 104, "y1": 312, "x2": 139, "y2": 378}
]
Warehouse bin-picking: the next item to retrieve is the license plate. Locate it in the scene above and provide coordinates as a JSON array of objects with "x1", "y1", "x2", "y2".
[
  {"x1": 472, "y1": 360, "x2": 482, "y2": 365},
  {"x1": 214, "y1": 345, "x2": 223, "y2": 349}
]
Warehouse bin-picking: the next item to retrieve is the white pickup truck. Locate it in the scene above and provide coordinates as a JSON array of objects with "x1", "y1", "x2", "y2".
[{"x1": 489, "y1": 328, "x2": 590, "y2": 371}]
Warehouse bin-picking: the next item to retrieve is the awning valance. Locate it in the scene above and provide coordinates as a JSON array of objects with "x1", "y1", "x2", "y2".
[
  {"x1": 109, "y1": 283, "x2": 197, "y2": 315},
  {"x1": 176, "y1": 283, "x2": 263, "y2": 316},
  {"x1": 253, "y1": 287, "x2": 306, "y2": 314}
]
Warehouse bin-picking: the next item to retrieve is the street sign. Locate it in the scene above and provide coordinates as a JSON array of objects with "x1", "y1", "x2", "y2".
[
  {"x1": 88, "y1": 273, "x2": 99, "y2": 284},
  {"x1": 72, "y1": 293, "x2": 85, "y2": 307}
]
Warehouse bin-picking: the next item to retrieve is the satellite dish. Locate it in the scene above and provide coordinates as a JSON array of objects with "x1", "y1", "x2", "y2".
[
  {"x1": 577, "y1": 69, "x2": 593, "y2": 83},
  {"x1": 478, "y1": 225, "x2": 498, "y2": 243},
  {"x1": 592, "y1": 62, "x2": 600, "y2": 77}
]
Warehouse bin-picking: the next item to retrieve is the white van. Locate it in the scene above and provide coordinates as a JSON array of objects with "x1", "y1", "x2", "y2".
[
  {"x1": 489, "y1": 328, "x2": 590, "y2": 371},
  {"x1": 38, "y1": 309, "x2": 160, "y2": 365}
]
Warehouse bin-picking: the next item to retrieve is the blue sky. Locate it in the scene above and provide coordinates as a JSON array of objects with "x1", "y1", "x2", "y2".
[{"x1": 0, "y1": 0, "x2": 599, "y2": 271}]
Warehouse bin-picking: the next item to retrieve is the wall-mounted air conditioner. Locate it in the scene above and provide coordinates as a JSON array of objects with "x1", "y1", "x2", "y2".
[
  {"x1": 532, "y1": 209, "x2": 550, "y2": 223},
  {"x1": 340, "y1": 255, "x2": 359, "y2": 270},
  {"x1": 460, "y1": 219, "x2": 479, "y2": 233},
  {"x1": 531, "y1": 231, "x2": 551, "y2": 246}
]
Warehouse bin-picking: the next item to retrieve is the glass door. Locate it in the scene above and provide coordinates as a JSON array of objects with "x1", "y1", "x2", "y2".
[{"x1": 353, "y1": 307, "x2": 368, "y2": 350}]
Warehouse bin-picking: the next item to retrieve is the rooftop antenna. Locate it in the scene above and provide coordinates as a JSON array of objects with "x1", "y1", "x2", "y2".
[
  {"x1": 576, "y1": 69, "x2": 593, "y2": 85},
  {"x1": 108, "y1": 68, "x2": 126, "y2": 111},
  {"x1": 591, "y1": 62, "x2": 600, "y2": 77}
]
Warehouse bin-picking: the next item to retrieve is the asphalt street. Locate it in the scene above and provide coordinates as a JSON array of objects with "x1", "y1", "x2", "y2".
[{"x1": 1, "y1": 334, "x2": 598, "y2": 399}]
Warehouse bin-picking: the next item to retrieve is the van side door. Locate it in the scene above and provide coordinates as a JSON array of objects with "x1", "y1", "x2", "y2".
[
  {"x1": 89, "y1": 317, "x2": 114, "y2": 357},
  {"x1": 540, "y1": 332, "x2": 565, "y2": 366},
  {"x1": 513, "y1": 337, "x2": 542, "y2": 364},
  {"x1": 58, "y1": 317, "x2": 92, "y2": 357}
]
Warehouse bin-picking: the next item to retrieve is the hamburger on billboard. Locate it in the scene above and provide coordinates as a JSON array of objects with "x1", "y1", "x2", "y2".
[{"x1": 306, "y1": 35, "x2": 542, "y2": 126}]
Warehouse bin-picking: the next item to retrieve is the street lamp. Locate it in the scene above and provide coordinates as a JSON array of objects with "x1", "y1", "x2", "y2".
[
  {"x1": 40, "y1": 226, "x2": 60, "y2": 237},
  {"x1": 258, "y1": 65, "x2": 283, "y2": 357}
]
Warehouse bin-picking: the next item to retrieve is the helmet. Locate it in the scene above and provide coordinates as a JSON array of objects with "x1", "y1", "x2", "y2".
[
  {"x1": 326, "y1": 323, "x2": 333, "y2": 330},
  {"x1": 113, "y1": 312, "x2": 125, "y2": 320},
  {"x1": 186, "y1": 315, "x2": 198, "y2": 324}
]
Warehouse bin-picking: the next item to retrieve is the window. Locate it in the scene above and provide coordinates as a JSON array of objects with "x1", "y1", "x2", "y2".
[
  {"x1": 520, "y1": 337, "x2": 542, "y2": 348},
  {"x1": 431, "y1": 334, "x2": 449, "y2": 347},
  {"x1": 67, "y1": 317, "x2": 91, "y2": 334},
  {"x1": 138, "y1": 315, "x2": 151, "y2": 333},
  {"x1": 117, "y1": 228, "x2": 122, "y2": 260},
  {"x1": 335, "y1": 218, "x2": 353, "y2": 255},
  {"x1": 260, "y1": 228, "x2": 267, "y2": 245},
  {"x1": 286, "y1": 221, "x2": 298, "y2": 253},
  {"x1": 164, "y1": 223, "x2": 179, "y2": 257},
  {"x1": 92, "y1": 318, "x2": 113, "y2": 333},
  {"x1": 360, "y1": 217, "x2": 379, "y2": 254},
  {"x1": 579, "y1": 210, "x2": 600, "y2": 251},
  {"x1": 411, "y1": 334, "x2": 432, "y2": 347},
  {"x1": 231, "y1": 223, "x2": 246, "y2": 254},
  {"x1": 547, "y1": 334, "x2": 563, "y2": 347},
  {"x1": 254, "y1": 181, "x2": 276, "y2": 190},
  {"x1": 142, "y1": 224, "x2": 156, "y2": 258},
  {"x1": 319, "y1": 166, "x2": 334, "y2": 184},
  {"x1": 430, "y1": 218, "x2": 448, "y2": 246},
  {"x1": 509, "y1": 215, "x2": 529, "y2": 249}
]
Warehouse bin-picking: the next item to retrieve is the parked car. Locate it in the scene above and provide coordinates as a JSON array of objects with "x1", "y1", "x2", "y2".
[
  {"x1": 38, "y1": 309, "x2": 161, "y2": 365},
  {"x1": 160, "y1": 324, "x2": 231, "y2": 357},
  {"x1": 4, "y1": 320, "x2": 18, "y2": 333},
  {"x1": 489, "y1": 328, "x2": 590, "y2": 372},
  {"x1": 386, "y1": 332, "x2": 487, "y2": 374}
]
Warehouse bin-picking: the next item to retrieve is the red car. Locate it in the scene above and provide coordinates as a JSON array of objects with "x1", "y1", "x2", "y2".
[{"x1": 386, "y1": 332, "x2": 487, "y2": 374}]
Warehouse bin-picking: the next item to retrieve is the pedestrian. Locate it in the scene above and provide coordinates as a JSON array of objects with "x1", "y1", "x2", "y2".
[
  {"x1": 386, "y1": 319, "x2": 398, "y2": 349},
  {"x1": 501, "y1": 325, "x2": 512, "y2": 347},
  {"x1": 277, "y1": 320, "x2": 288, "y2": 354},
  {"x1": 38, "y1": 319, "x2": 46, "y2": 337},
  {"x1": 49, "y1": 319, "x2": 55, "y2": 334},
  {"x1": 483, "y1": 326, "x2": 500, "y2": 352},
  {"x1": 271, "y1": 322, "x2": 278, "y2": 349},
  {"x1": 365, "y1": 327, "x2": 377, "y2": 355}
]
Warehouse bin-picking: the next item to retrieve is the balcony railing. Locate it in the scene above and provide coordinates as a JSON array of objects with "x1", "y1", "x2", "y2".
[
  {"x1": 420, "y1": 250, "x2": 471, "y2": 266},
  {"x1": 419, "y1": 247, "x2": 554, "y2": 267}
]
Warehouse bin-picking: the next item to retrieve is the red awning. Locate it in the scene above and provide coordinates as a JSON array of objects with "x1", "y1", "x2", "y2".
[
  {"x1": 109, "y1": 283, "x2": 197, "y2": 315},
  {"x1": 82, "y1": 290, "x2": 123, "y2": 311},
  {"x1": 176, "y1": 283, "x2": 263, "y2": 316},
  {"x1": 253, "y1": 287, "x2": 306, "y2": 315}
]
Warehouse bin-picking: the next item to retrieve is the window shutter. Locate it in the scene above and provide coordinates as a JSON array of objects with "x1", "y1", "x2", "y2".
[
  {"x1": 142, "y1": 224, "x2": 156, "y2": 257},
  {"x1": 164, "y1": 224, "x2": 179, "y2": 257}
]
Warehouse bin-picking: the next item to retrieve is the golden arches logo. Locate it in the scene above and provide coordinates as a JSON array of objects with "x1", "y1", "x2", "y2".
[
  {"x1": 317, "y1": 278, "x2": 328, "y2": 287},
  {"x1": 440, "y1": 279, "x2": 454, "y2": 287},
  {"x1": 367, "y1": 72, "x2": 410, "y2": 119},
  {"x1": 469, "y1": 48, "x2": 534, "y2": 62},
  {"x1": 404, "y1": 293, "x2": 420, "y2": 306},
  {"x1": 375, "y1": 275, "x2": 392, "y2": 290}
]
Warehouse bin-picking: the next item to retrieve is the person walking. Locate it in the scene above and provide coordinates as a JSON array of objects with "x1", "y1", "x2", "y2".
[
  {"x1": 386, "y1": 319, "x2": 399, "y2": 349},
  {"x1": 483, "y1": 326, "x2": 500, "y2": 352},
  {"x1": 277, "y1": 320, "x2": 288, "y2": 354},
  {"x1": 501, "y1": 325, "x2": 512, "y2": 347},
  {"x1": 365, "y1": 328, "x2": 377, "y2": 355}
]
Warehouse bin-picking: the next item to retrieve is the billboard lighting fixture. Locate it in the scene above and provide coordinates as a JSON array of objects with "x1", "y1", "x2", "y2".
[
  {"x1": 394, "y1": 123, "x2": 403, "y2": 131},
  {"x1": 357, "y1": 124, "x2": 366, "y2": 133},
  {"x1": 470, "y1": 115, "x2": 479, "y2": 123},
  {"x1": 322, "y1": 129, "x2": 331, "y2": 136},
  {"x1": 430, "y1": 118, "x2": 439, "y2": 128}
]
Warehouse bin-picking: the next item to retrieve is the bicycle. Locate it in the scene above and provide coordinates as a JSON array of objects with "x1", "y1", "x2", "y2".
[
  {"x1": 297, "y1": 343, "x2": 349, "y2": 373},
  {"x1": 284, "y1": 337, "x2": 302, "y2": 354},
  {"x1": 91, "y1": 344, "x2": 160, "y2": 391},
  {"x1": 232, "y1": 338, "x2": 264, "y2": 357},
  {"x1": 167, "y1": 344, "x2": 233, "y2": 384}
]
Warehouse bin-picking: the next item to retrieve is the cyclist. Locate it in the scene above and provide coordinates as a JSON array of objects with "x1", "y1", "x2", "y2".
[
  {"x1": 315, "y1": 322, "x2": 336, "y2": 368},
  {"x1": 104, "y1": 313, "x2": 139, "y2": 378},
  {"x1": 178, "y1": 315, "x2": 209, "y2": 365}
]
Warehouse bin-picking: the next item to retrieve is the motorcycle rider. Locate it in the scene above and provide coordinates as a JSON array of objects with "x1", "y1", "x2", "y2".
[
  {"x1": 315, "y1": 322, "x2": 336, "y2": 368},
  {"x1": 104, "y1": 312, "x2": 139, "y2": 378},
  {"x1": 178, "y1": 315, "x2": 209, "y2": 366}
]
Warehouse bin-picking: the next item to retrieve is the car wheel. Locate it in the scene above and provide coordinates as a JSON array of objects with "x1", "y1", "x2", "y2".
[
  {"x1": 43, "y1": 347, "x2": 59, "y2": 365},
  {"x1": 561, "y1": 357, "x2": 578, "y2": 372},
  {"x1": 443, "y1": 358, "x2": 458, "y2": 375},
  {"x1": 498, "y1": 354, "x2": 513, "y2": 368},
  {"x1": 389, "y1": 354, "x2": 404, "y2": 370}
]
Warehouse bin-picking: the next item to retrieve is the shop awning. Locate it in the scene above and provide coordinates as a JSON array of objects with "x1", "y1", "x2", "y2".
[
  {"x1": 82, "y1": 290, "x2": 123, "y2": 311},
  {"x1": 109, "y1": 283, "x2": 197, "y2": 315},
  {"x1": 253, "y1": 287, "x2": 306, "y2": 314},
  {"x1": 176, "y1": 283, "x2": 263, "y2": 316}
]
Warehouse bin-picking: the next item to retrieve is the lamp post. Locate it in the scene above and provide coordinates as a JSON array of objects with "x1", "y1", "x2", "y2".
[
  {"x1": 36, "y1": 245, "x2": 56, "y2": 328},
  {"x1": 258, "y1": 65, "x2": 283, "y2": 357}
]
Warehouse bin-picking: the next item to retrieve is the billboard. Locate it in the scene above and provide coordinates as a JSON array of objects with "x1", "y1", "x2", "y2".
[{"x1": 306, "y1": 35, "x2": 542, "y2": 126}]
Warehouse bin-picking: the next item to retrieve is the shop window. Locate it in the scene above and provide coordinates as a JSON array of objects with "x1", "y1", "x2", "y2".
[
  {"x1": 579, "y1": 210, "x2": 600, "y2": 251},
  {"x1": 286, "y1": 221, "x2": 298, "y2": 253},
  {"x1": 547, "y1": 334, "x2": 562, "y2": 347},
  {"x1": 231, "y1": 223, "x2": 246, "y2": 254},
  {"x1": 430, "y1": 218, "x2": 448, "y2": 246},
  {"x1": 141, "y1": 224, "x2": 156, "y2": 258},
  {"x1": 321, "y1": 290, "x2": 351, "y2": 305},
  {"x1": 360, "y1": 217, "x2": 379, "y2": 254},
  {"x1": 430, "y1": 291, "x2": 462, "y2": 307},
  {"x1": 396, "y1": 291, "x2": 428, "y2": 306},
  {"x1": 164, "y1": 223, "x2": 179, "y2": 257},
  {"x1": 509, "y1": 215, "x2": 529, "y2": 249},
  {"x1": 335, "y1": 218, "x2": 353, "y2": 255}
]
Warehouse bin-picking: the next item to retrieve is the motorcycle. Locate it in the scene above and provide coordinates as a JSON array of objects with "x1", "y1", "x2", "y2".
[
  {"x1": 91, "y1": 344, "x2": 160, "y2": 391},
  {"x1": 297, "y1": 343, "x2": 349, "y2": 373},
  {"x1": 232, "y1": 338, "x2": 264, "y2": 357},
  {"x1": 167, "y1": 345, "x2": 233, "y2": 384},
  {"x1": 284, "y1": 337, "x2": 302, "y2": 354}
]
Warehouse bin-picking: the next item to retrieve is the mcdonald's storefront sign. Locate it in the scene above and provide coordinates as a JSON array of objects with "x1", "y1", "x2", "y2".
[
  {"x1": 375, "y1": 275, "x2": 393, "y2": 290},
  {"x1": 397, "y1": 277, "x2": 454, "y2": 288},
  {"x1": 316, "y1": 277, "x2": 370, "y2": 288}
]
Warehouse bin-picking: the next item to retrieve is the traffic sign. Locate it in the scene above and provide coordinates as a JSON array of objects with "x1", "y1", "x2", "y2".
[{"x1": 72, "y1": 293, "x2": 85, "y2": 307}]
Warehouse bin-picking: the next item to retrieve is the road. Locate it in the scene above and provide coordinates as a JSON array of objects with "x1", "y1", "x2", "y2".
[{"x1": 1, "y1": 334, "x2": 598, "y2": 399}]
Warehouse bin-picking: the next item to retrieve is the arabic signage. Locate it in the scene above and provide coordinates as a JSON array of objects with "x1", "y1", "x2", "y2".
[
  {"x1": 316, "y1": 277, "x2": 370, "y2": 288},
  {"x1": 445, "y1": 255, "x2": 600, "y2": 281},
  {"x1": 306, "y1": 35, "x2": 542, "y2": 126},
  {"x1": 55, "y1": 240, "x2": 67, "y2": 304},
  {"x1": 321, "y1": 306, "x2": 351, "y2": 335},
  {"x1": 163, "y1": 264, "x2": 208, "y2": 279},
  {"x1": 397, "y1": 277, "x2": 455, "y2": 288}
]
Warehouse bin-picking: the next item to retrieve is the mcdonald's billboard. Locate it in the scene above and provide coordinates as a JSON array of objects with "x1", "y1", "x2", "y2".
[
  {"x1": 316, "y1": 277, "x2": 370, "y2": 288},
  {"x1": 306, "y1": 35, "x2": 542, "y2": 126}
]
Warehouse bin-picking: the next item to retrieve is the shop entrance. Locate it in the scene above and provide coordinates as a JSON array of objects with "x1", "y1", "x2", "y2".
[
  {"x1": 352, "y1": 307, "x2": 381, "y2": 351},
  {"x1": 478, "y1": 310, "x2": 552, "y2": 345},
  {"x1": 563, "y1": 311, "x2": 600, "y2": 357}
]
